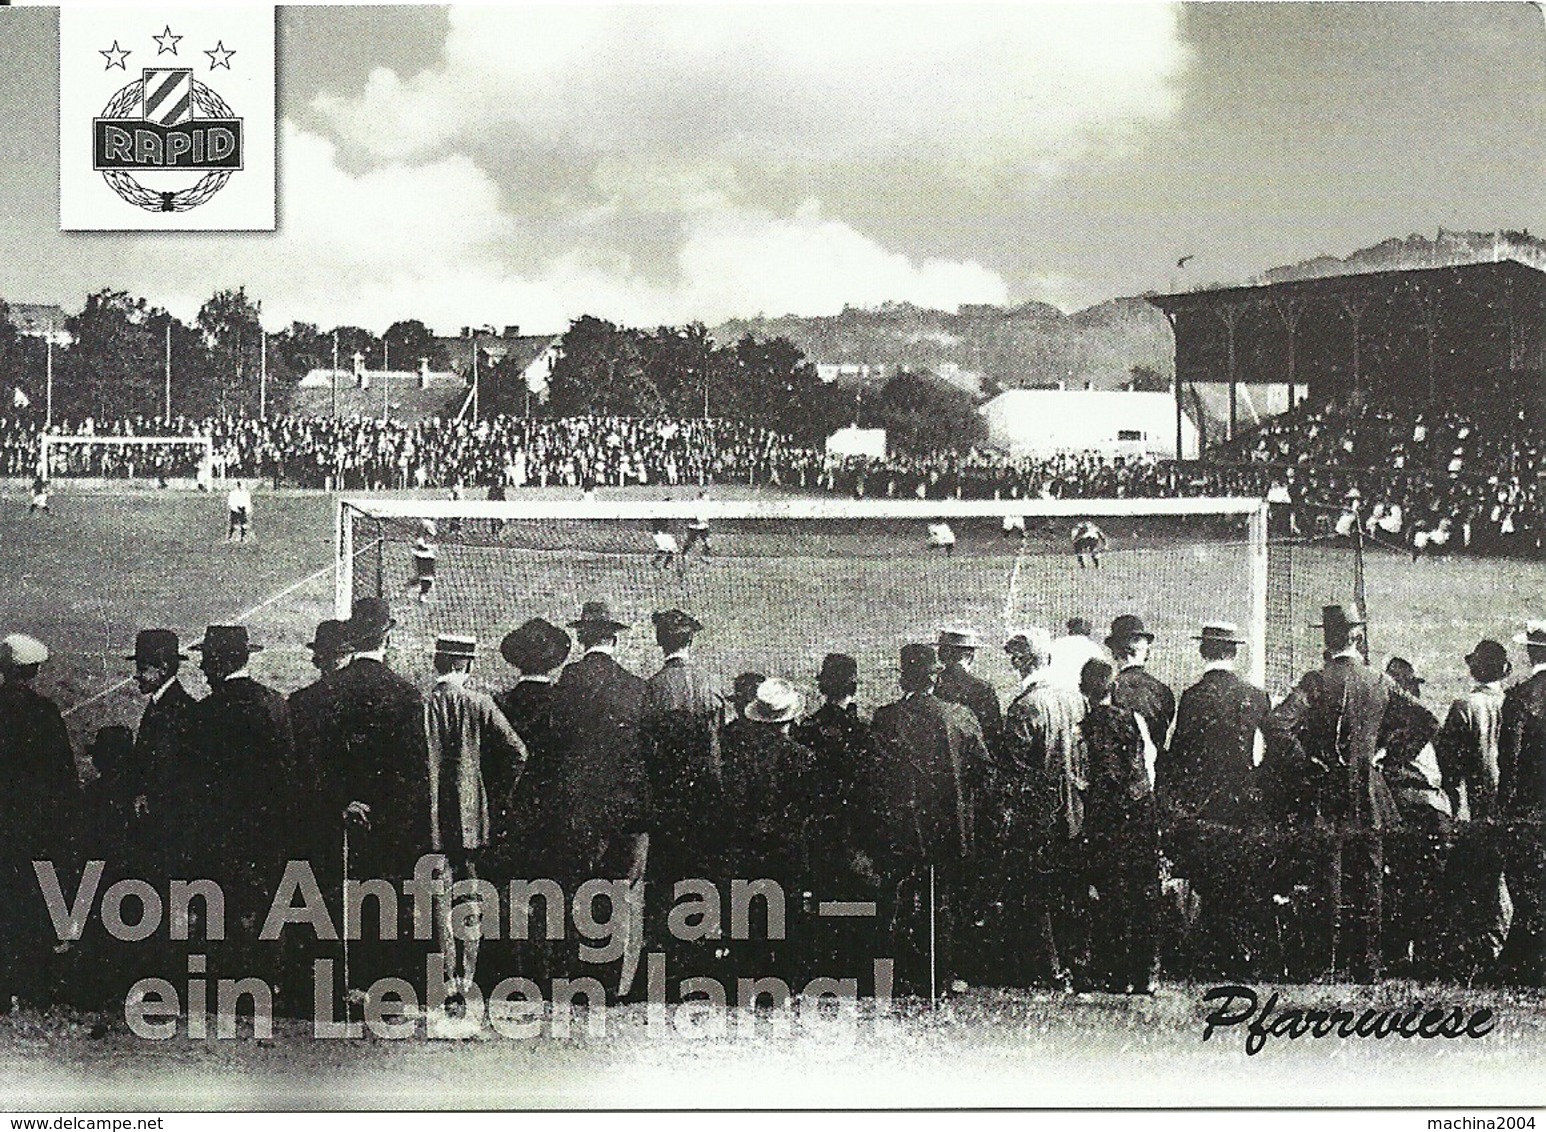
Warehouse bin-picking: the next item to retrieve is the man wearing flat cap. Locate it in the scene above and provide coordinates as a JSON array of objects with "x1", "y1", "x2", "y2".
[
  {"x1": 1107, "y1": 615, "x2": 1175, "y2": 760},
  {"x1": 935, "y1": 627, "x2": 1003, "y2": 754},
  {"x1": 1497, "y1": 620, "x2": 1546, "y2": 986},
  {"x1": 186, "y1": 625, "x2": 296, "y2": 987},
  {"x1": 0, "y1": 633, "x2": 77, "y2": 1008},
  {"x1": 640, "y1": 608, "x2": 727, "y2": 886},
  {"x1": 424, "y1": 633, "x2": 528, "y2": 998},
  {"x1": 1434, "y1": 638, "x2": 1513, "y2": 977},
  {"x1": 1264, "y1": 603, "x2": 1399, "y2": 981},
  {"x1": 995, "y1": 628, "x2": 1088, "y2": 990},
  {"x1": 1161, "y1": 621, "x2": 1270, "y2": 977},
  {"x1": 871, "y1": 643, "x2": 991, "y2": 996}
]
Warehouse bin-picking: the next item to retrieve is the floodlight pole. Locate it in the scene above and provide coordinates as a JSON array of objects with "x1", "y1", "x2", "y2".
[
  {"x1": 163, "y1": 320, "x2": 172, "y2": 423},
  {"x1": 44, "y1": 332, "x2": 53, "y2": 428},
  {"x1": 259, "y1": 330, "x2": 268, "y2": 420}
]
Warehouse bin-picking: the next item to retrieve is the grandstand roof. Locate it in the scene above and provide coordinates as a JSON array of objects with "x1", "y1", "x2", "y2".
[
  {"x1": 4, "y1": 302, "x2": 70, "y2": 337},
  {"x1": 1147, "y1": 259, "x2": 1545, "y2": 421}
]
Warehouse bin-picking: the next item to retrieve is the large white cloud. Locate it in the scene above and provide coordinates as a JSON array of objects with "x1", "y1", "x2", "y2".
[
  {"x1": 125, "y1": 122, "x2": 1008, "y2": 332},
  {"x1": 317, "y1": 5, "x2": 1187, "y2": 170},
  {"x1": 123, "y1": 7, "x2": 1187, "y2": 329}
]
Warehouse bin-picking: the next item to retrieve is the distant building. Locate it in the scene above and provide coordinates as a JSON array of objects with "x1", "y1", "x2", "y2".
[
  {"x1": 5, "y1": 302, "x2": 72, "y2": 344},
  {"x1": 815, "y1": 362, "x2": 888, "y2": 386},
  {"x1": 430, "y1": 330, "x2": 561, "y2": 399},
  {"x1": 979, "y1": 389, "x2": 1198, "y2": 460}
]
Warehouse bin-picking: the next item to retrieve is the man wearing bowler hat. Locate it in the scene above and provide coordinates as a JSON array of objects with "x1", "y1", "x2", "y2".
[
  {"x1": 287, "y1": 620, "x2": 353, "y2": 864},
  {"x1": 493, "y1": 618, "x2": 571, "y2": 866},
  {"x1": 871, "y1": 643, "x2": 991, "y2": 996},
  {"x1": 125, "y1": 629, "x2": 197, "y2": 857},
  {"x1": 1161, "y1": 621, "x2": 1270, "y2": 976},
  {"x1": 0, "y1": 634, "x2": 77, "y2": 1008},
  {"x1": 187, "y1": 625, "x2": 295, "y2": 989},
  {"x1": 1107, "y1": 615, "x2": 1175, "y2": 758},
  {"x1": 549, "y1": 600, "x2": 650, "y2": 991},
  {"x1": 1434, "y1": 638, "x2": 1513, "y2": 977},
  {"x1": 548, "y1": 602, "x2": 649, "y2": 887},
  {"x1": 1496, "y1": 620, "x2": 1546, "y2": 986},
  {"x1": 935, "y1": 627, "x2": 1003, "y2": 753},
  {"x1": 1264, "y1": 603, "x2": 1398, "y2": 981}
]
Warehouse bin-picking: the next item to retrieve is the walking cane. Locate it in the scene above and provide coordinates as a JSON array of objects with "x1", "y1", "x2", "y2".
[
  {"x1": 928, "y1": 864, "x2": 937, "y2": 1004},
  {"x1": 341, "y1": 816, "x2": 353, "y2": 1019}
]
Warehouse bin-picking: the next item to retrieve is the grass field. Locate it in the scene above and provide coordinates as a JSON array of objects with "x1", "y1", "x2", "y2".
[{"x1": 2, "y1": 481, "x2": 1545, "y2": 1108}]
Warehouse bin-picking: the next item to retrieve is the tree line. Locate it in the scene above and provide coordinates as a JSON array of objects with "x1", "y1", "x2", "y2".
[{"x1": 1, "y1": 292, "x2": 987, "y2": 452}]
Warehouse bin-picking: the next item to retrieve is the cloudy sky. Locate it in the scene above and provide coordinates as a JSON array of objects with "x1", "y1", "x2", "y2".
[{"x1": 1, "y1": 3, "x2": 1542, "y2": 334}]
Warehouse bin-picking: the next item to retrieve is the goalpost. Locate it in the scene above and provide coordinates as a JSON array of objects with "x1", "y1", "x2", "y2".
[
  {"x1": 326, "y1": 494, "x2": 1365, "y2": 701},
  {"x1": 38, "y1": 434, "x2": 217, "y2": 487}
]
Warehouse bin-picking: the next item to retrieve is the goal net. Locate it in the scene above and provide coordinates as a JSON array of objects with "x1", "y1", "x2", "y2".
[
  {"x1": 334, "y1": 495, "x2": 1361, "y2": 702},
  {"x1": 39, "y1": 434, "x2": 216, "y2": 487}
]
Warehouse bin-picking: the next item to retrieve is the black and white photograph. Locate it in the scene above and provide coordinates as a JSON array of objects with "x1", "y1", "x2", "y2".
[{"x1": 0, "y1": 0, "x2": 1543, "y2": 1115}]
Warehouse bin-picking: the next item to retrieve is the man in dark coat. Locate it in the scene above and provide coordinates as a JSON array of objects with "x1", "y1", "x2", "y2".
[
  {"x1": 870, "y1": 643, "x2": 991, "y2": 997},
  {"x1": 125, "y1": 629, "x2": 198, "y2": 884},
  {"x1": 299, "y1": 599, "x2": 430, "y2": 990},
  {"x1": 935, "y1": 628, "x2": 1003, "y2": 753},
  {"x1": 1107, "y1": 614, "x2": 1176, "y2": 754},
  {"x1": 793, "y1": 653, "x2": 880, "y2": 986},
  {"x1": 0, "y1": 634, "x2": 77, "y2": 1008},
  {"x1": 550, "y1": 601, "x2": 650, "y2": 992},
  {"x1": 548, "y1": 602, "x2": 649, "y2": 885},
  {"x1": 718, "y1": 678, "x2": 816, "y2": 983},
  {"x1": 287, "y1": 619, "x2": 353, "y2": 868},
  {"x1": 493, "y1": 617, "x2": 571, "y2": 871},
  {"x1": 1264, "y1": 604, "x2": 1398, "y2": 982},
  {"x1": 1161, "y1": 621, "x2": 1270, "y2": 977},
  {"x1": 640, "y1": 608, "x2": 726, "y2": 883},
  {"x1": 187, "y1": 625, "x2": 296, "y2": 990},
  {"x1": 1433, "y1": 638, "x2": 1512, "y2": 978},
  {"x1": 1079, "y1": 657, "x2": 1161, "y2": 995},
  {"x1": 1497, "y1": 620, "x2": 1546, "y2": 986}
]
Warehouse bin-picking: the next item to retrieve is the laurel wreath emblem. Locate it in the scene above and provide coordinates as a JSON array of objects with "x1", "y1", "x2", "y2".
[{"x1": 98, "y1": 76, "x2": 237, "y2": 213}]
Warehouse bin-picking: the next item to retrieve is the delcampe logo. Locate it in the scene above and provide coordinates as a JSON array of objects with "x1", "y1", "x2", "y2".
[{"x1": 60, "y1": 9, "x2": 275, "y2": 231}]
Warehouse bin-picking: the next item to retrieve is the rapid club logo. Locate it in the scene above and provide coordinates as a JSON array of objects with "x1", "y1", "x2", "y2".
[{"x1": 91, "y1": 28, "x2": 244, "y2": 213}]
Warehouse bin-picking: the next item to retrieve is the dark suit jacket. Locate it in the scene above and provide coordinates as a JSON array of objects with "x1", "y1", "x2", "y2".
[
  {"x1": 187, "y1": 675, "x2": 296, "y2": 891},
  {"x1": 551, "y1": 651, "x2": 649, "y2": 857},
  {"x1": 0, "y1": 683, "x2": 77, "y2": 860},
  {"x1": 134, "y1": 679, "x2": 199, "y2": 864},
  {"x1": 936, "y1": 662, "x2": 1004, "y2": 751},
  {"x1": 870, "y1": 693, "x2": 990, "y2": 865},
  {"x1": 494, "y1": 678, "x2": 563, "y2": 855},
  {"x1": 1264, "y1": 654, "x2": 1399, "y2": 829},
  {"x1": 1499, "y1": 668, "x2": 1546, "y2": 820},
  {"x1": 1112, "y1": 665, "x2": 1176, "y2": 752},
  {"x1": 793, "y1": 701, "x2": 876, "y2": 864},
  {"x1": 301, "y1": 657, "x2": 430, "y2": 877},
  {"x1": 719, "y1": 724, "x2": 817, "y2": 883},
  {"x1": 1162, "y1": 667, "x2": 1269, "y2": 825}
]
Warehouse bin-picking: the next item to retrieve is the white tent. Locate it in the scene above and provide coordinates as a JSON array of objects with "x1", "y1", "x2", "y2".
[{"x1": 979, "y1": 390, "x2": 1198, "y2": 460}]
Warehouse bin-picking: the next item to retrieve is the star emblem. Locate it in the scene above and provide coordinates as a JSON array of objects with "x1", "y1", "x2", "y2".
[
  {"x1": 204, "y1": 40, "x2": 236, "y2": 70},
  {"x1": 153, "y1": 25, "x2": 182, "y2": 56},
  {"x1": 99, "y1": 40, "x2": 130, "y2": 70}
]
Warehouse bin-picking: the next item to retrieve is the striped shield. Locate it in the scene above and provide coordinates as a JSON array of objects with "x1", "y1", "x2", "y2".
[{"x1": 141, "y1": 68, "x2": 193, "y2": 126}]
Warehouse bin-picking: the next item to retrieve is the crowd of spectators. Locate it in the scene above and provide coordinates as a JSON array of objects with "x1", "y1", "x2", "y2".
[{"x1": 7, "y1": 389, "x2": 1544, "y2": 558}]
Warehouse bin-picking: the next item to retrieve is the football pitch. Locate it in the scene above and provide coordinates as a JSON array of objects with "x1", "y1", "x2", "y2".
[{"x1": 1, "y1": 483, "x2": 1544, "y2": 1108}]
